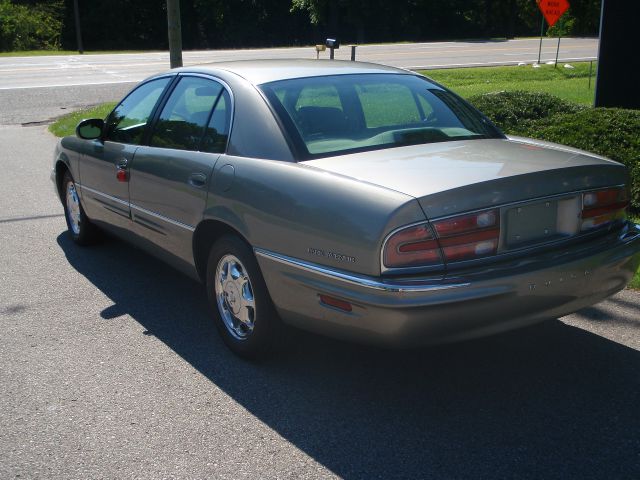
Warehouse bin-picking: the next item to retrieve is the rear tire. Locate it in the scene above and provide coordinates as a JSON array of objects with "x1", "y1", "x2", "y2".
[
  {"x1": 62, "y1": 171, "x2": 100, "y2": 246},
  {"x1": 206, "y1": 235, "x2": 280, "y2": 359}
]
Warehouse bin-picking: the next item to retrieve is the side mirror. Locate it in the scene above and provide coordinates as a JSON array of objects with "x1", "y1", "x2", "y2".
[{"x1": 76, "y1": 118, "x2": 104, "y2": 140}]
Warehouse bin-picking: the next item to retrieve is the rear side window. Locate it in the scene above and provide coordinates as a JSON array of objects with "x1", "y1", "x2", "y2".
[
  {"x1": 149, "y1": 76, "x2": 225, "y2": 151},
  {"x1": 105, "y1": 77, "x2": 170, "y2": 145},
  {"x1": 201, "y1": 89, "x2": 231, "y2": 154}
]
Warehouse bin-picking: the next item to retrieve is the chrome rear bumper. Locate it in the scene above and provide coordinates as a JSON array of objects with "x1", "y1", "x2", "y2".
[{"x1": 256, "y1": 223, "x2": 640, "y2": 346}]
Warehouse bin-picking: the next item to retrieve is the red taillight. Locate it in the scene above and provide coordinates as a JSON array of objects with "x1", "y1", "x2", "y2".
[
  {"x1": 433, "y1": 209, "x2": 500, "y2": 263},
  {"x1": 433, "y1": 209, "x2": 497, "y2": 236},
  {"x1": 382, "y1": 208, "x2": 500, "y2": 269},
  {"x1": 383, "y1": 223, "x2": 441, "y2": 268},
  {"x1": 581, "y1": 187, "x2": 628, "y2": 231}
]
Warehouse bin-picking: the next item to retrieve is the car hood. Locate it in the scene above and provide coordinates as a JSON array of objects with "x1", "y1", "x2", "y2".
[{"x1": 302, "y1": 137, "x2": 627, "y2": 218}]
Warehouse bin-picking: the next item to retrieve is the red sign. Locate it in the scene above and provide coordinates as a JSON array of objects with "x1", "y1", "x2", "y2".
[{"x1": 537, "y1": 0, "x2": 570, "y2": 27}]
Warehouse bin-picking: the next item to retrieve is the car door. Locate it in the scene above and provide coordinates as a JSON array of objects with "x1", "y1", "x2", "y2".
[
  {"x1": 79, "y1": 76, "x2": 172, "y2": 230},
  {"x1": 128, "y1": 75, "x2": 232, "y2": 265}
]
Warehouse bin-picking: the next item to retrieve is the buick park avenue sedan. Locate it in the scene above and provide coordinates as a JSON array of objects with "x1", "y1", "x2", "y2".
[{"x1": 52, "y1": 60, "x2": 640, "y2": 358}]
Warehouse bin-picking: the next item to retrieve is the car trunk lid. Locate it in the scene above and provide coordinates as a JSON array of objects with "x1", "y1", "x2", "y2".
[{"x1": 302, "y1": 137, "x2": 627, "y2": 219}]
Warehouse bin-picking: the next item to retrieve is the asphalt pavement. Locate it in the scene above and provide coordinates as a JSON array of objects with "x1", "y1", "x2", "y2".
[{"x1": 1, "y1": 38, "x2": 639, "y2": 478}]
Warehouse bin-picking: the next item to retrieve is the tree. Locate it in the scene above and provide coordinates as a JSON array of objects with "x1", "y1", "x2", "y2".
[{"x1": 0, "y1": 0, "x2": 63, "y2": 51}]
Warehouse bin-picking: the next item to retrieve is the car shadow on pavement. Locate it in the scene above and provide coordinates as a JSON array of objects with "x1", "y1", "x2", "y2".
[{"x1": 58, "y1": 233, "x2": 640, "y2": 479}]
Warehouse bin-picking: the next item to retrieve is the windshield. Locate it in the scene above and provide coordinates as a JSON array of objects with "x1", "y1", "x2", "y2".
[{"x1": 260, "y1": 73, "x2": 503, "y2": 159}]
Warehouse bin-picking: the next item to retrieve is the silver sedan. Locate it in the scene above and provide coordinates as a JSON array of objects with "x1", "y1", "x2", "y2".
[{"x1": 52, "y1": 60, "x2": 640, "y2": 358}]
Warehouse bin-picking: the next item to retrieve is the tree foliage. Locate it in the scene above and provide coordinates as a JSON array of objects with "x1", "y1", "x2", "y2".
[
  {"x1": 0, "y1": 0, "x2": 602, "y2": 52},
  {"x1": 0, "y1": 0, "x2": 63, "y2": 51}
]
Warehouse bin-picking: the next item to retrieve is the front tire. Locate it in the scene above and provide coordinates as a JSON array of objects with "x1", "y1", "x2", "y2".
[
  {"x1": 62, "y1": 171, "x2": 99, "y2": 245},
  {"x1": 206, "y1": 235, "x2": 279, "y2": 359}
]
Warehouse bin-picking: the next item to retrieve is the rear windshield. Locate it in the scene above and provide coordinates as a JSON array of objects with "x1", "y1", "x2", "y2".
[{"x1": 260, "y1": 73, "x2": 503, "y2": 159}]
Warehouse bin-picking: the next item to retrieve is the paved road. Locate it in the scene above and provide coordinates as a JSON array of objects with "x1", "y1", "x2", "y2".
[
  {"x1": 0, "y1": 38, "x2": 598, "y2": 126},
  {"x1": 0, "y1": 38, "x2": 597, "y2": 90},
  {"x1": 1, "y1": 123, "x2": 639, "y2": 478}
]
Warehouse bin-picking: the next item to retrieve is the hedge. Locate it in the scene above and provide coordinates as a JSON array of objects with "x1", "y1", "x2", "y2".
[
  {"x1": 469, "y1": 91, "x2": 640, "y2": 211},
  {"x1": 468, "y1": 90, "x2": 586, "y2": 129}
]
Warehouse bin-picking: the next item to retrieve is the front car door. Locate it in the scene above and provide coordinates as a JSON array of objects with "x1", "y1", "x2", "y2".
[
  {"x1": 78, "y1": 76, "x2": 172, "y2": 230},
  {"x1": 128, "y1": 75, "x2": 232, "y2": 268}
]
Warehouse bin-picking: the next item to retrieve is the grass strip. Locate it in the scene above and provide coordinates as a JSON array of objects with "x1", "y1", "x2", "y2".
[
  {"x1": 48, "y1": 103, "x2": 116, "y2": 137},
  {"x1": 420, "y1": 62, "x2": 597, "y2": 105}
]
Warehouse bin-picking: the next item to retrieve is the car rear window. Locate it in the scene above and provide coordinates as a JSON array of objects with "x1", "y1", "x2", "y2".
[{"x1": 260, "y1": 73, "x2": 503, "y2": 159}]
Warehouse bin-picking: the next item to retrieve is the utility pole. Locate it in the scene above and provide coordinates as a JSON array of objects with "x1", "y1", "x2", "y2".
[
  {"x1": 73, "y1": 0, "x2": 83, "y2": 54},
  {"x1": 166, "y1": 0, "x2": 183, "y2": 68}
]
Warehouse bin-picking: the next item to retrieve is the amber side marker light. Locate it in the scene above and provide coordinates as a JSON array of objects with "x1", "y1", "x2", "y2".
[{"x1": 319, "y1": 294, "x2": 353, "y2": 312}]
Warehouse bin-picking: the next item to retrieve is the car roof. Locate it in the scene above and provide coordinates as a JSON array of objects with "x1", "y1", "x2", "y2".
[{"x1": 173, "y1": 59, "x2": 415, "y2": 85}]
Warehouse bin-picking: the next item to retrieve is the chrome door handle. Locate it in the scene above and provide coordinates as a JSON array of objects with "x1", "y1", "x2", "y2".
[
  {"x1": 116, "y1": 158, "x2": 129, "y2": 169},
  {"x1": 189, "y1": 173, "x2": 207, "y2": 187}
]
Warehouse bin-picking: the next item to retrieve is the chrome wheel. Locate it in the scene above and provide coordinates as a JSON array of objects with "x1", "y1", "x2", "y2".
[
  {"x1": 65, "y1": 182, "x2": 81, "y2": 235},
  {"x1": 215, "y1": 254, "x2": 256, "y2": 340}
]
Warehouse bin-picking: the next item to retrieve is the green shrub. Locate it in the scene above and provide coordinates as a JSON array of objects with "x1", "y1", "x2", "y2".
[
  {"x1": 514, "y1": 108, "x2": 640, "y2": 211},
  {"x1": 468, "y1": 90, "x2": 586, "y2": 129},
  {"x1": 0, "y1": 0, "x2": 63, "y2": 51},
  {"x1": 469, "y1": 91, "x2": 640, "y2": 211}
]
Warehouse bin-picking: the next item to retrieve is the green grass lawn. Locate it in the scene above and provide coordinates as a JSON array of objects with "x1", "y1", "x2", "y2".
[
  {"x1": 48, "y1": 102, "x2": 116, "y2": 137},
  {"x1": 421, "y1": 62, "x2": 597, "y2": 105}
]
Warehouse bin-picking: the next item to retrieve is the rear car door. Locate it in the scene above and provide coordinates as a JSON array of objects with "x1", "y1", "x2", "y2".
[
  {"x1": 79, "y1": 77, "x2": 172, "y2": 230},
  {"x1": 128, "y1": 75, "x2": 232, "y2": 265}
]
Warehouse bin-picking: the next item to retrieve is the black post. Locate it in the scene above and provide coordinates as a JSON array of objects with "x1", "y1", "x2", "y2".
[
  {"x1": 595, "y1": 0, "x2": 640, "y2": 107},
  {"x1": 554, "y1": 35, "x2": 561, "y2": 67},
  {"x1": 537, "y1": 13, "x2": 545, "y2": 64},
  {"x1": 73, "y1": 0, "x2": 84, "y2": 54},
  {"x1": 350, "y1": 45, "x2": 356, "y2": 61},
  {"x1": 330, "y1": 48, "x2": 335, "y2": 60}
]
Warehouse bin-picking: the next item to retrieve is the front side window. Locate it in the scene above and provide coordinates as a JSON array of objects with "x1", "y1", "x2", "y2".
[
  {"x1": 105, "y1": 77, "x2": 171, "y2": 145},
  {"x1": 260, "y1": 74, "x2": 503, "y2": 159},
  {"x1": 149, "y1": 76, "x2": 225, "y2": 152}
]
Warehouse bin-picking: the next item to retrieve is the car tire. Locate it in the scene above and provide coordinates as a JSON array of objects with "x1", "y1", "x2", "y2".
[
  {"x1": 62, "y1": 171, "x2": 100, "y2": 246},
  {"x1": 206, "y1": 235, "x2": 280, "y2": 359}
]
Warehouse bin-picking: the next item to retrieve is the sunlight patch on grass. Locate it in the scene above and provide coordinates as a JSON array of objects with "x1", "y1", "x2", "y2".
[
  {"x1": 48, "y1": 103, "x2": 115, "y2": 137},
  {"x1": 421, "y1": 62, "x2": 597, "y2": 105}
]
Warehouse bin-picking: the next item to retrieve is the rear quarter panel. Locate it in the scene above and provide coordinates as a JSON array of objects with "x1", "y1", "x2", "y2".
[{"x1": 203, "y1": 155, "x2": 426, "y2": 276}]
